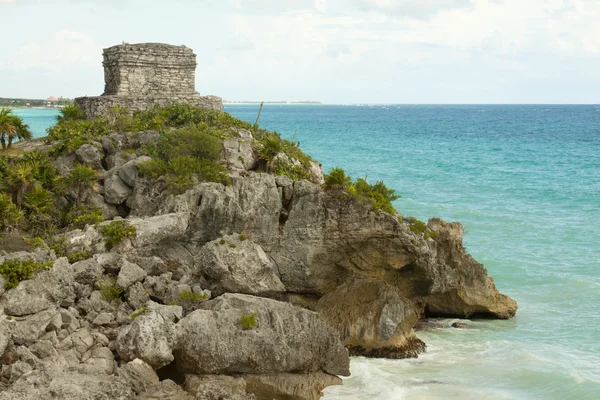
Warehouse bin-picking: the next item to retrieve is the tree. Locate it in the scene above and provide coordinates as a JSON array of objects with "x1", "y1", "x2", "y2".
[
  {"x1": 0, "y1": 108, "x2": 16, "y2": 150},
  {"x1": 64, "y1": 164, "x2": 97, "y2": 205},
  {"x1": 2, "y1": 162, "x2": 37, "y2": 207},
  {"x1": 0, "y1": 108, "x2": 32, "y2": 149},
  {"x1": 56, "y1": 104, "x2": 85, "y2": 124},
  {"x1": 7, "y1": 115, "x2": 32, "y2": 148}
]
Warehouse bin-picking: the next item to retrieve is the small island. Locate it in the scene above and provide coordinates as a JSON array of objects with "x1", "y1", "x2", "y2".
[{"x1": 0, "y1": 43, "x2": 516, "y2": 400}]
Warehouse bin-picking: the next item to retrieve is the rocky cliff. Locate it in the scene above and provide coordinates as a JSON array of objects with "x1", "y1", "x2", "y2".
[{"x1": 0, "y1": 106, "x2": 517, "y2": 399}]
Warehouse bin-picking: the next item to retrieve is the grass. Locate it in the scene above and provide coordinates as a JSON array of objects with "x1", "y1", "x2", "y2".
[
  {"x1": 97, "y1": 276, "x2": 123, "y2": 303},
  {"x1": 99, "y1": 220, "x2": 136, "y2": 249},
  {"x1": 323, "y1": 167, "x2": 400, "y2": 215},
  {"x1": 240, "y1": 312, "x2": 258, "y2": 330},
  {"x1": 0, "y1": 258, "x2": 53, "y2": 289}
]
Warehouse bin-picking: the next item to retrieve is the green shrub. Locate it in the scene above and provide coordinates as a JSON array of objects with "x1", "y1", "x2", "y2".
[
  {"x1": 138, "y1": 127, "x2": 229, "y2": 194},
  {"x1": 323, "y1": 169, "x2": 400, "y2": 214},
  {"x1": 256, "y1": 133, "x2": 283, "y2": 163},
  {"x1": 239, "y1": 234, "x2": 247, "y2": 241},
  {"x1": 99, "y1": 220, "x2": 137, "y2": 249},
  {"x1": 240, "y1": 312, "x2": 258, "y2": 330},
  {"x1": 132, "y1": 103, "x2": 253, "y2": 131},
  {"x1": 66, "y1": 205, "x2": 104, "y2": 227},
  {"x1": 407, "y1": 218, "x2": 439, "y2": 240},
  {"x1": 97, "y1": 276, "x2": 123, "y2": 303},
  {"x1": 178, "y1": 290, "x2": 209, "y2": 304},
  {"x1": 219, "y1": 239, "x2": 226, "y2": 245},
  {"x1": 229, "y1": 243, "x2": 236, "y2": 249},
  {"x1": 0, "y1": 259, "x2": 53, "y2": 289},
  {"x1": 131, "y1": 307, "x2": 148, "y2": 320},
  {"x1": 0, "y1": 193, "x2": 23, "y2": 231},
  {"x1": 47, "y1": 119, "x2": 110, "y2": 155},
  {"x1": 64, "y1": 164, "x2": 97, "y2": 205},
  {"x1": 272, "y1": 159, "x2": 312, "y2": 181},
  {"x1": 324, "y1": 167, "x2": 352, "y2": 189},
  {"x1": 48, "y1": 236, "x2": 67, "y2": 258},
  {"x1": 56, "y1": 104, "x2": 86, "y2": 124},
  {"x1": 67, "y1": 249, "x2": 91, "y2": 263},
  {"x1": 350, "y1": 178, "x2": 400, "y2": 214}
]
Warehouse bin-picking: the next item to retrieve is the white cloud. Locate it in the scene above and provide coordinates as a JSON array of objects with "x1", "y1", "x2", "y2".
[
  {"x1": 353, "y1": 0, "x2": 473, "y2": 18},
  {"x1": 0, "y1": 30, "x2": 102, "y2": 70}
]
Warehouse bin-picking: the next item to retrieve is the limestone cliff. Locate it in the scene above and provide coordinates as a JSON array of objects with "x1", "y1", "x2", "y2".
[{"x1": 0, "y1": 113, "x2": 517, "y2": 400}]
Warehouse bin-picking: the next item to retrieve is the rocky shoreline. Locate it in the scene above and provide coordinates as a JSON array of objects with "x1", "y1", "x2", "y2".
[{"x1": 0, "y1": 116, "x2": 517, "y2": 399}]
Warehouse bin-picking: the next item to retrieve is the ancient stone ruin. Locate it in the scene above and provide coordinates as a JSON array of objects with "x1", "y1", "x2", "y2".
[{"x1": 75, "y1": 42, "x2": 222, "y2": 118}]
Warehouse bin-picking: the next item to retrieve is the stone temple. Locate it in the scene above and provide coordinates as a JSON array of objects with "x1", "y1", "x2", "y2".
[{"x1": 75, "y1": 43, "x2": 223, "y2": 118}]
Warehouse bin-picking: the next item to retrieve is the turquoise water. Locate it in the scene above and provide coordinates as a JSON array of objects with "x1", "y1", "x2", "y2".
[
  {"x1": 19, "y1": 105, "x2": 600, "y2": 399},
  {"x1": 11, "y1": 108, "x2": 60, "y2": 139}
]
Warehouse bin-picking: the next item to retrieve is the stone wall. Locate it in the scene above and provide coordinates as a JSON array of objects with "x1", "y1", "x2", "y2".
[
  {"x1": 75, "y1": 42, "x2": 223, "y2": 118},
  {"x1": 76, "y1": 94, "x2": 223, "y2": 119},
  {"x1": 103, "y1": 43, "x2": 197, "y2": 96}
]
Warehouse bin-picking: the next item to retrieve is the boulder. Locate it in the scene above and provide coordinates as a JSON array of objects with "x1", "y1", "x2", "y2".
[
  {"x1": 72, "y1": 259, "x2": 104, "y2": 286},
  {"x1": 138, "y1": 380, "x2": 194, "y2": 400},
  {"x1": 243, "y1": 372, "x2": 341, "y2": 400},
  {"x1": 116, "y1": 260, "x2": 147, "y2": 289},
  {"x1": 422, "y1": 219, "x2": 518, "y2": 319},
  {"x1": 116, "y1": 358, "x2": 159, "y2": 395},
  {"x1": 118, "y1": 156, "x2": 151, "y2": 187},
  {"x1": 116, "y1": 311, "x2": 182, "y2": 369},
  {"x1": 174, "y1": 294, "x2": 349, "y2": 376},
  {"x1": 2, "y1": 258, "x2": 74, "y2": 317},
  {"x1": 7, "y1": 309, "x2": 60, "y2": 345},
  {"x1": 75, "y1": 143, "x2": 104, "y2": 170},
  {"x1": 128, "y1": 213, "x2": 189, "y2": 249},
  {"x1": 194, "y1": 235, "x2": 285, "y2": 297},
  {"x1": 104, "y1": 172, "x2": 133, "y2": 205},
  {"x1": 164, "y1": 174, "x2": 282, "y2": 250},
  {"x1": 317, "y1": 281, "x2": 426, "y2": 359},
  {"x1": 184, "y1": 374, "x2": 248, "y2": 398},
  {"x1": 223, "y1": 136, "x2": 256, "y2": 171}
]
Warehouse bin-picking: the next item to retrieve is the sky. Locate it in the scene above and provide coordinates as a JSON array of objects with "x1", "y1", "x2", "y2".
[{"x1": 0, "y1": 0, "x2": 599, "y2": 104}]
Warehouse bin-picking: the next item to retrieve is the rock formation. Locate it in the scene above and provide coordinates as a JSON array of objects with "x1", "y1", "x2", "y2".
[
  {"x1": 75, "y1": 43, "x2": 223, "y2": 118},
  {"x1": 0, "y1": 43, "x2": 517, "y2": 399}
]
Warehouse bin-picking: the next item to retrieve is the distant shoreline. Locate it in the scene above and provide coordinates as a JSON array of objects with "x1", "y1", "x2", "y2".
[
  {"x1": 2, "y1": 106, "x2": 62, "y2": 110},
  {"x1": 224, "y1": 101, "x2": 322, "y2": 105}
]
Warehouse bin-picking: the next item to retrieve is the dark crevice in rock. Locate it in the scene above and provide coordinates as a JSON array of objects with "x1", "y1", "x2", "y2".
[
  {"x1": 156, "y1": 361, "x2": 185, "y2": 384},
  {"x1": 347, "y1": 337, "x2": 426, "y2": 359},
  {"x1": 116, "y1": 201, "x2": 131, "y2": 218}
]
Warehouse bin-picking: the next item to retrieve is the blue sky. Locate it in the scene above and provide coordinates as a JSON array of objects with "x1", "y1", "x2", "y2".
[{"x1": 1, "y1": 0, "x2": 599, "y2": 103}]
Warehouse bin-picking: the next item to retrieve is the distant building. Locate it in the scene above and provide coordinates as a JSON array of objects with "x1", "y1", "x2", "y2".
[{"x1": 46, "y1": 96, "x2": 58, "y2": 102}]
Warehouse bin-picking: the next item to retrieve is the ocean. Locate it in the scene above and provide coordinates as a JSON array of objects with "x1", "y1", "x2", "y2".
[{"x1": 14, "y1": 104, "x2": 600, "y2": 399}]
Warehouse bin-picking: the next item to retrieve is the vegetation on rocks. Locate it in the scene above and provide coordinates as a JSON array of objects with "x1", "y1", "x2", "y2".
[
  {"x1": 178, "y1": 290, "x2": 209, "y2": 304},
  {"x1": 240, "y1": 312, "x2": 258, "y2": 330},
  {"x1": 0, "y1": 258, "x2": 53, "y2": 289},
  {"x1": 130, "y1": 307, "x2": 148, "y2": 320},
  {"x1": 97, "y1": 276, "x2": 124, "y2": 303},
  {"x1": 0, "y1": 107, "x2": 32, "y2": 149},
  {"x1": 99, "y1": 220, "x2": 137, "y2": 249},
  {"x1": 407, "y1": 217, "x2": 439, "y2": 240},
  {"x1": 64, "y1": 164, "x2": 97, "y2": 205},
  {"x1": 138, "y1": 126, "x2": 230, "y2": 193},
  {"x1": 324, "y1": 167, "x2": 400, "y2": 214}
]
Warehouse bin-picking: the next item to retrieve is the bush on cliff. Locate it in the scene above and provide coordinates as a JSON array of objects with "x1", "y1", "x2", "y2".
[
  {"x1": 0, "y1": 258, "x2": 53, "y2": 289},
  {"x1": 324, "y1": 167, "x2": 400, "y2": 215},
  {"x1": 139, "y1": 126, "x2": 230, "y2": 193},
  {"x1": 56, "y1": 104, "x2": 86, "y2": 124},
  {"x1": 99, "y1": 219, "x2": 137, "y2": 249}
]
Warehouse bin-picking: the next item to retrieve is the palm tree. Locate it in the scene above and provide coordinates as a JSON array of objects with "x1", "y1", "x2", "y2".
[
  {"x1": 3, "y1": 162, "x2": 37, "y2": 207},
  {"x1": 7, "y1": 115, "x2": 32, "y2": 148},
  {"x1": 0, "y1": 108, "x2": 32, "y2": 149},
  {"x1": 65, "y1": 164, "x2": 97, "y2": 205},
  {"x1": 0, "y1": 108, "x2": 17, "y2": 150}
]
